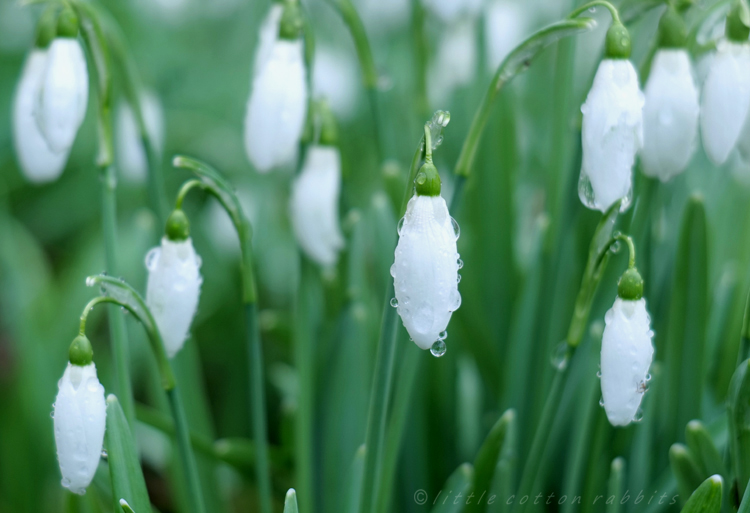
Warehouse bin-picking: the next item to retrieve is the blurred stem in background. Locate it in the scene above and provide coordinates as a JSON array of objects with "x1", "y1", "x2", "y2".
[{"x1": 171, "y1": 156, "x2": 272, "y2": 513}]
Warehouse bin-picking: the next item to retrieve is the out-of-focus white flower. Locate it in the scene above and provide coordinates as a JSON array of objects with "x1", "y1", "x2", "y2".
[
  {"x1": 37, "y1": 37, "x2": 88, "y2": 153},
  {"x1": 700, "y1": 40, "x2": 750, "y2": 165},
  {"x1": 116, "y1": 92, "x2": 166, "y2": 182},
  {"x1": 244, "y1": 39, "x2": 308, "y2": 172},
  {"x1": 145, "y1": 237, "x2": 203, "y2": 357},
  {"x1": 392, "y1": 183, "x2": 461, "y2": 352},
  {"x1": 254, "y1": 3, "x2": 284, "y2": 76},
  {"x1": 422, "y1": 0, "x2": 481, "y2": 23},
  {"x1": 356, "y1": 0, "x2": 409, "y2": 34},
  {"x1": 484, "y1": 0, "x2": 528, "y2": 71},
  {"x1": 580, "y1": 59, "x2": 644, "y2": 212},
  {"x1": 600, "y1": 297, "x2": 654, "y2": 426},
  {"x1": 290, "y1": 145, "x2": 345, "y2": 267},
  {"x1": 13, "y1": 49, "x2": 69, "y2": 183},
  {"x1": 427, "y1": 19, "x2": 477, "y2": 105},
  {"x1": 53, "y1": 362, "x2": 106, "y2": 495},
  {"x1": 641, "y1": 49, "x2": 700, "y2": 181},
  {"x1": 313, "y1": 46, "x2": 359, "y2": 120}
]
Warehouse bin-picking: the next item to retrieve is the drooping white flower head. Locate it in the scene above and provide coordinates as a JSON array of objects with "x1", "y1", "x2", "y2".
[
  {"x1": 290, "y1": 145, "x2": 345, "y2": 267},
  {"x1": 428, "y1": 19, "x2": 477, "y2": 105},
  {"x1": 641, "y1": 49, "x2": 700, "y2": 181},
  {"x1": 116, "y1": 92, "x2": 166, "y2": 182},
  {"x1": 13, "y1": 48, "x2": 69, "y2": 183},
  {"x1": 145, "y1": 234, "x2": 203, "y2": 358},
  {"x1": 580, "y1": 58, "x2": 644, "y2": 212},
  {"x1": 600, "y1": 297, "x2": 654, "y2": 426},
  {"x1": 36, "y1": 36, "x2": 89, "y2": 153},
  {"x1": 484, "y1": 0, "x2": 528, "y2": 71},
  {"x1": 421, "y1": 0, "x2": 481, "y2": 24},
  {"x1": 700, "y1": 40, "x2": 750, "y2": 165},
  {"x1": 253, "y1": 3, "x2": 284, "y2": 76},
  {"x1": 53, "y1": 361, "x2": 106, "y2": 494}
]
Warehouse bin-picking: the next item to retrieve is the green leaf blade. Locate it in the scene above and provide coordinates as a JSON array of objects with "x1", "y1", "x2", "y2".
[{"x1": 681, "y1": 475, "x2": 722, "y2": 513}]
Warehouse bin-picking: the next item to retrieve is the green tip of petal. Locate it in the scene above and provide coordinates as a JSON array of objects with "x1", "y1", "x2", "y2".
[
  {"x1": 617, "y1": 267, "x2": 643, "y2": 300},
  {"x1": 279, "y1": 1, "x2": 303, "y2": 40},
  {"x1": 165, "y1": 209, "x2": 190, "y2": 241},
  {"x1": 604, "y1": 23, "x2": 631, "y2": 59},
  {"x1": 69, "y1": 335, "x2": 93, "y2": 366},
  {"x1": 415, "y1": 162, "x2": 441, "y2": 197}
]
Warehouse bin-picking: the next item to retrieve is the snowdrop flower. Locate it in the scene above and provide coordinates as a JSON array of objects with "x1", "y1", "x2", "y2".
[
  {"x1": 290, "y1": 110, "x2": 344, "y2": 266},
  {"x1": 145, "y1": 210, "x2": 203, "y2": 358},
  {"x1": 580, "y1": 21, "x2": 643, "y2": 213},
  {"x1": 13, "y1": 45, "x2": 69, "y2": 183},
  {"x1": 36, "y1": 9, "x2": 89, "y2": 154},
  {"x1": 600, "y1": 239, "x2": 654, "y2": 427},
  {"x1": 53, "y1": 335, "x2": 106, "y2": 495},
  {"x1": 244, "y1": 0, "x2": 307, "y2": 172},
  {"x1": 422, "y1": 0, "x2": 481, "y2": 24},
  {"x1": 484, "y1": 0, "x2": 528, "y2": 71},
  {"x1": 428, "y1": 19, "x2": 477, "y2": 106},
  {"x1": 116, "y1": 92, "x2": 166, "y2": 182},
  {"x1": 641, "y1": 7, "x2": 699, "y2": 181},
  {"x1": 391, "y1": 126, "x2": 461, "y2": 356},
  {"x1": 700, "y1": 1, "x2": 750, "y2": 165}
]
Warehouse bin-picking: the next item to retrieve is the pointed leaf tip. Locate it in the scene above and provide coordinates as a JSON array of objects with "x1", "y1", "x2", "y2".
[
  {"x1": 680, "y1": 475, "x2": 722, "y2": 513},
  {"x1": 284, "y1": 488, "x2": 299, "y2": 513}
]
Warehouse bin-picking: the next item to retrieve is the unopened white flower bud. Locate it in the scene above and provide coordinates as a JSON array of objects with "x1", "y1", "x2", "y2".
[
  {"x1": 641, "y1": 49, "x2": 700, "y2": 181},
  {"x1": 700, "y1": 40, "x2": 750, "y2": 165},
  {"x1": 116, "y1": 92, "x2": 165, "y2": 182},
  {"x1": 290, "y1": 145, "x2": 345, "y2": 267},
  {"x1": 244, "y1": 39, "x2": 308, "y2": 172},
  {"x1": 254, "y1": 3, "x2": 284, "y2": 76},
  {"x1": 36, "y1": 37, "x2": 88, "y2": 153},
  {"x1": 53, "y1": 362, "x2": 106, "y2": 495},
  {"x1": 391, "y1": 192, "x2": 461, "y2": 353},
  {"x1": 13, "y1": 49, "x2": 69, "y2": 183},
  {"x1": 600, "y1": 297, "x2": 654, "y2": 426},
  {"x1": 145, "y1": 237, "x2": 203, "y2": 358},
  {"x1": 580, "y1": 59, "x2": 644, "y2": 213}
]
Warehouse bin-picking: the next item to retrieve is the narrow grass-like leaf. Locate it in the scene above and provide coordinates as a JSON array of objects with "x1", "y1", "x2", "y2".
[
  {"x1": 686, "y1": 421, "x2": 726, "y2": 479},
  {"x1": 432, "y1": 464, "x2": 474, "y2": 513},
  {"x1": 662, "y1": 197, "x2": 708, "y2": 442},
  {"x1": 284, "y1": 489, "x2": 299, "y2": 513},
  {"x1": 466, "y1": 409, "x2": 514, "y2": 513},
  {"x1": 606, "y1": 458, "x2": 625, "y2": 513},
  {"x1": 670, "y1": 444, "x2": 706, "y2": 504},
  {"x1": 345, "y1": 446, "x2": 367, "y2": 513},
  {"x1": 729, "y1": 359, "x2": 750, "y2": 500},
  {"x1": 681, "y1": 475, "x2": 722, "y2": 513},
  {"x1": 105, "y1": 395, "x2": 151, "y2": 513},
  {"x1": 119, "y1": 499, "x2": 136, "y2": 513}
]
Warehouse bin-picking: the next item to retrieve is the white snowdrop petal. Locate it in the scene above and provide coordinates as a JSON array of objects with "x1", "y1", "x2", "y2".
[
  {"x1": 53, "y1": 363, "x2": 106, "y2": 494},
  {"x1": 37, "y1": 38, "x2": 89, "y2": 153},
  {"x1": 253, "y1": 4, "x2": 284, "y2": 76},
  {"x1": 13, "y1": 49, "x2": 69, "y2": 183},
  {"x1": 392, "y1": 195, "x2": 461, "y2": 350},
  {"x1": 145, "y1": 237, "x2": 203, "y2": 358},
  {"x1": 580, "y1": 59, "x2": 644, "y2": 213},
  {"x1": 116, "y1": 92, "x2": 166, "y2": 182},
  {"x1": 641, "y1": 50, "x2": 700, "y2": 181},
  {"x1": 244, "y1": 39, "x2": 308, "y2": 172},
  {"x1": 428, "y1": 19, "x2": 477, "y2": 105},
  {"x1": 600, "y1": 298, "x2": 654, "y2": 427},
  {"x1": 700, "y1": 41, "x2": 750, "y2": 165},
  {"x1": 290, "y1": 146, "x2": 345, "y2": 267}
]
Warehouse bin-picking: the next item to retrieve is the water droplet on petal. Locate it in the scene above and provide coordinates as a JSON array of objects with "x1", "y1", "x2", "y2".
[
  {"x1": 610, "y1": 240, "x2": 621, "y2": 253},
  {"x1": 416, "y1": 172, "x2": 427, "y2": 185},
  {"x1": 439, "y1": 330, "x2": 448, "y2": 340},
  {"x1": 456, "y1": 274, "x2": 462, "y2": 283},
  {"x1": 599, "y1": 397, "x2": 605, "y2": 407},
  {"x1": 101, "y1": 450, "x2": 108, "y2": 460},
  {"x1": 451, "y1": 218, "x2": 460, "y2": 240},
  {"x1": 633, "y1": 408, "x2": 644, "y2": 422},
  {"x1": 50, "y1": 411, "x2": 55, "y2": 418},
  {"x1": 145, "y1": 247, "x2": 161, "y2": 271},
  {"x1": 457, "y1": 258, "x2": 464, "y2": 269},
  {"x1": 588, "y1": 6, "x2": 596, "y2": 12},
  {"x1": 390, "y1": 298, "x2": 399, "y2": 308},
  {"x1": 397, "y1": 217, "x2": 405, "y2": 235},
  {"x1": 596, "y1": 371, "x2": 602, "y2": 378},
  {"x1": 430, "y1": 339, "x2": 447, "y2": 357}
]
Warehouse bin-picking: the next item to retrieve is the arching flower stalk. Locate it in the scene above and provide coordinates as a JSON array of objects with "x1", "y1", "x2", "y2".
[
  {"x1": 290, "y1": 102, "x2": 345, "y2": 267},
  {"x1": 53, "y1": 334, "x2": 106, "y2": 495},
  {"x1": 641, "y1": 6, "x2": 699, "y2": 181},
  {"x1": 700, "y1": 0, "x2": 750, "y2": 165},
  {"x1": 579, "y1": 15, "x2": 643, "y2": 212},
  {"x1": 36, "y1": 8, "x2": 88, "y2": 154},
  {"x1": 13, "y1": 12, "x2": 69, "y2": 184},
  {"x1": 244, "y1": 0, "x2": 308, "y2": 172},
  {"x1": 600, "y1": 235, "x2": 654, "y2": 427},
  {"x1": 392, "y1": 123, "x2": 461, "y2": 357},
  {"x1": 145, "y1": 208, "x2": 203, "y2": 358}
]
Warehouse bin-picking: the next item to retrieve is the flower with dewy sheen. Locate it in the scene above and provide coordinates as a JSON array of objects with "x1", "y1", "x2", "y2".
[
  {"x1": 53, "y1": 335, "x2": 106, "y2": 495},
  {"x1": 36, "y1": 9, "x2": 88, "y2": 154},
  {"x1": 145, "y1": 210, "x2": 203, "y2": 358},
  {"x1": 580, "y1": 22, "x2": 643, "y2": 213},
  {"x1": 244, "y1": 0, "x2": 307, "y2": 172},
  {"x1": 392, "y1": 128, "x2": 461, "y2": 356}
]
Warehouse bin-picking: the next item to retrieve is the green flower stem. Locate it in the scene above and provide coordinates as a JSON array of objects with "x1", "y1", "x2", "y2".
[
  {"x1": 326, "y1": 0, "x2": 384, "y2": 162},
  {"x1": 614, "y1": 233, "x2": 636, "y2": 269},
  {"x1": 167, "y1": 387, "x2": 207, "y2": 513},
  {"x1": 568, "y1": 0, "x2": 621, "y2": 23},
  {"x1": 175, "y1": 179, "x2": 207, "y2": 209},
  {"x1": 135, "y1": 402, "x2": 216, "y2": 457},
  {"x1": 171, "y1": 157, "x2": 271, "y2": 513},
  {"x1": 411, "y1": 0, "x2": 429, "y2": 119}
]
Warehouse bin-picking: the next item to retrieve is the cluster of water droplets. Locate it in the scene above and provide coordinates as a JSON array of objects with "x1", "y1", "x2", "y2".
[{"x1": 578, "y1": 170, "x2": 633, "y2": 213}]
